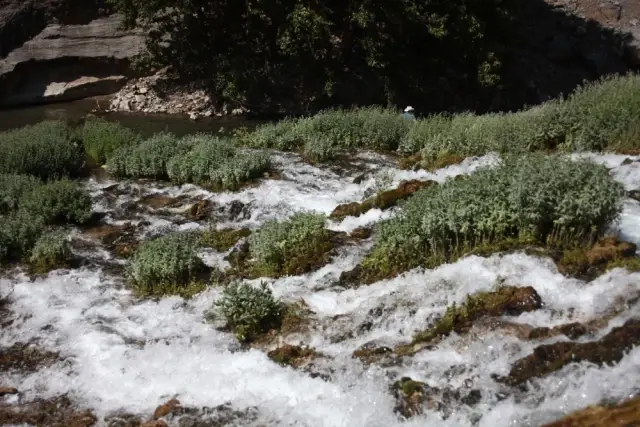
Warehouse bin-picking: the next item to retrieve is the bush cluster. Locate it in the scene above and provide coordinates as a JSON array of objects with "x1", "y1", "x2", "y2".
[
  {"x1": 167, "y1": 135, "x2": 270, "y2": 190},
  {"x1": 243, "y1": 73, "x2": 640, "y2": 163},
  {"x1": 0, "y1": 174, "x2": 41, "y2": 214},
  {"x1": 362, "y1": 154, "x2": 624, "y2": 277},
  {"x1": 126, "y1": 232, "x2": 208, "y2": 297},
  {"x1": 245, "y1": 107, "x2": 409, "y2": 161},
  {"x1": 82, "y1": 117, "x2": 142, "y2": 165},
  {"x1": 108, "y1": 132, "x2": 271, "y2": 189},
  {"x1": 29, "y1": 230, "x2": 73, "y2": 274},
  {"x1": 107, "y1": 132, "x2": 190, "y2": 180},
  {"x1": 211, "y1": 281, "x2": 284, "y2": 343},
  {"x1": 247, "y1": 212, "x2": 332, "y2": 277},
  {"x1": 0, "y1": 121, "x2": 85, "y2": 179},
  {"x1": 0, "y1": 176, "x2": 93, "y2": 265},
  {"x1": 19, "y1": 179, "x2": 93, "y2": 226},
  {"x1": 0, "y1": 212, "x2": 46, "y2": 263}
]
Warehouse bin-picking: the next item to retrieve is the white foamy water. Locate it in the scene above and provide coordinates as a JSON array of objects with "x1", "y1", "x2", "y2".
[{"x1": 1, "y1": 151, "x2": 640, "y2": 426}]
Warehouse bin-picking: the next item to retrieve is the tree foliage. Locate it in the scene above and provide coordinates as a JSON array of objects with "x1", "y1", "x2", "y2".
[{"x1": 109, "y1": 0, "x2": 513, "y2": 113}]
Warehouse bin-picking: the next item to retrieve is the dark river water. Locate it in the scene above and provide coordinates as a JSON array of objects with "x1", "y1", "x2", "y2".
[{"x1": 0, "y1": 97, "x2": 269, "y2": 136}]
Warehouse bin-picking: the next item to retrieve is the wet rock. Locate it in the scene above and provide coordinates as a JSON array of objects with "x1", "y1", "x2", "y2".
[
  {"x1": 391, "y1": 377, "x2": 461, "y2": 419},
  {"x1": 267, "y1": 344, "x2": 320, "y2": 368},
  {"x1": 83, "y1": 223, "x2": 136, "y2": 246},
  {"x1": 140, "y1": 194, "x2": 183, "y2": 210},
  {"x1": 141, "y1": 421, "x2": 168, "y2": 427},
  {"x1": 501, "y1": 318, "x2": 640, "y2": 387},
  {"x1": 0, "y1": 342, "x2": 60, "y2": 372},
  {"x1": 104, "y1": 411, "x2": 143, "y2": 427},
  {"x1": 528, "y1": 322, "x2": 590, "y2": 340},
  {"x1": 542, "y1": 395, "x2": 640, "y2": 426},
  {"x1": 0, "y1": 395, "x2": 96, "y2": 426},
  {"x1": 400, "y1": 286, "x2": 542, "y2": 352},
  {"x1": 152, "y1": 398, "x2": 181, "y2": 419},
  {"x1": 349, "y1": 227, "x2": 373, "y2": 240},
  {"x1": 628, "y1": 189, "x2": 640, "y2": 202},
  {"x1": 558, "y1": 236, "x2": 637, "y2": 278},
  {"x1": 226, "y1": 200, "x2": 250, "y2": 221},
  {"x1": 0, "y1": 387, "x2": 18, "y2": 396},
  {"x1": 352, "y1": 342, "x2": 394, "y2": 365},
  {"x1": 329, "y1": 179, "x2": 437, "y2": 219},
  {"x1": 184, "y1": 199, "x2": 212, "y2": 221},
  {"x1": 352, "y1": 173, "x2": 367, "y2": 184}
]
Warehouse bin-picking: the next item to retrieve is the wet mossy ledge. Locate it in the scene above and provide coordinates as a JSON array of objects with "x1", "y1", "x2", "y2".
[
  {"x1": 396, "y1": 285, "x2": 543, "y2": 356},
  {"x1": 340, "y1": 153, "x2": 625, "y2": 286},
  {"x1": 240, "y1": 73, "x2": 640, "y2": 164},
  {"x1": 542, "y1": 394, "x2": 640, "y2": 427},
  {"x1": 330, "y1": 179, "x2": 436, "y2": 220}
]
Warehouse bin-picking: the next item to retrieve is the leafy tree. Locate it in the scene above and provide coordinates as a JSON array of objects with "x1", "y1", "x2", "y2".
[{"x1": 109, "y1": 0, "x2": 514, "y2": 113}]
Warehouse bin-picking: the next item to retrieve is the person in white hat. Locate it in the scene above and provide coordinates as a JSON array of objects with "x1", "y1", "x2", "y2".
[{"x1": 401, "y1": 106, "x2": 416, "y2": 120}]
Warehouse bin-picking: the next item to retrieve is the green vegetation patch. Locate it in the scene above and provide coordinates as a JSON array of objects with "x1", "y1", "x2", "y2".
[
  {"x1": 29, "y1": 230, "x2": 74, "y2": 274},
  {"x1": 360, "y1": 154, "x2": 624, "y2": 282},
  {"x1": 245, "y1": 107, "x2": 410, "y2": 161},
  {"x1": 82, "y1": 117, "x2": 142, "y2": 165},
  {"x1": 19, "y1": 179, "x2": 93, "y2": 226},
  {"x1": 246, "y1": 212, "x2": 333, "y2": 277},
  {"x1": 0, "y1": 174, "x2": 41, "y2": 214},
  {"x1": 126, "y1": 232, "x2": 209, "y2": 297},
  {"x1": 0, "y1": 121, "x2": 85, "y2": 180},
  {"x1": 201, "y1": 226, "x2": 252, "y2": 252},
  {"x1": 107, "y1": 132, "x2": 190, "y2": 180},
  {"x1": 209, "y1": 281, "x2": 284, "y2": 343},
  {"x1": 167, "y1": 135, "x2": 271, "y2": 190},
  {"x1": 0, "y1": 211, "x2": 46, "y2": 264}
]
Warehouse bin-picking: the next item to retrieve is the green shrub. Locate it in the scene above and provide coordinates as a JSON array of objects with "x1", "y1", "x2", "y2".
[
  {"x1": 247, "y1": 212, "x2": 332, "y2": 277},
  {"x1": 243, "y1": 117, "x2": 303, "y2": 151},
  {"x1": 244, "y1": 107, "x2": 409, "y2": 161},
  {"x1": 0, "y1": 174, "x2": 41, "y2": 214},
  {"x1": 167, "y1": 135, "x2": 271, "y2": 190},
  {"x1": 107, "y1": 132, "x2": 190, "y2": 179},
  {"x1": 19, "y1": 179, "x2": 93, "y2": 225},
  {"x1": 362, "y1": 154, "x2": 624, "y2": 278},
  {"x1": 0, "y1": 121, "x2": 85, "y2": 179},
  {"x1": 82, "y1": 117, "x2": 142, "y2": 164},
  {"x1": 29, "y1": 230, "x2": 73, "y2": 273},
  {"x1": 0, "y1": 211, "x2": 46, "y2": 263},
  {"x1": 126, "y1": 232, "x2": 208, "y2": 297},
  {"x1": 211, "y1": 281, "x2": 284, "y2": 342},
  {"x1": 561, "y1": 73, "x2": 640, "y2": 152}
]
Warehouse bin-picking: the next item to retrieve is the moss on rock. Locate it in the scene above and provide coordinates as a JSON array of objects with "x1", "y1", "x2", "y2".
[
  {"x1": 397, "y1": 286, "x2": 542, "y2": 355},
  {"x1": 329, "y1": 179, "x2": 436, "y2": 220}
]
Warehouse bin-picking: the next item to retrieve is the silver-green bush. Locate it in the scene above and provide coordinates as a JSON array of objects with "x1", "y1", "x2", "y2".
[
  {"x1": 107, "y1": 132, "x2": 190, "y2": 179},
  {"x1": 82, "y1": 117, "x2": 142, "y2": 165},
  {"x1": 19, "y1": 179, "x2": 93, "y2": 225},
  {"x1": 0, "y1": 211, "x2": 46, "y2": 264},
  {"x1": 211, "y1": 281, "x2": 284, "y2": 342},
  {"x1": 167, "y1": 134, "x2": 271, "y2": 190},
  {"x1": 363, "y1": 154, "x2": 624, "y2": 276},
  {"x1": 29, "y1": 229, "x2": 73, "y2": 273},
  {"x1": 0, "y1": 174, "x2": 42, "y2": 214},
  {"x1": 126, "y1": 232, "x2": 208, "y2": 296},
  {"x1": 0, "y1": 121, "x2": 85, "y2": 179},
  {"x1": 247, "y1": 212, "x2": 332, "y2": 277}
]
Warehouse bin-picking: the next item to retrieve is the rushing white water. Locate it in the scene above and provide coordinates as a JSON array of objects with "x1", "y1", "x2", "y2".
[{"x1": 1, "y1": 151, "x2": 640, "y2": 426}]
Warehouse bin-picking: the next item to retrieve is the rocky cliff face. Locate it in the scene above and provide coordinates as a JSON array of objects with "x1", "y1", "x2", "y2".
[{"x1": 0, "y1": 0, "x2": 144, "y2": 107}]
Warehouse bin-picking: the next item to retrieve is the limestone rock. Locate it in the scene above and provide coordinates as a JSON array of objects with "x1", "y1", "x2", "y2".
[{"x1": 0, "y1": 14, "x2": 144, "y2": 107}]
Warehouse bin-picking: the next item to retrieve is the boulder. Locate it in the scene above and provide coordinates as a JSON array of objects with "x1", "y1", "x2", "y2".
[{"x1": 0, "y1": 13, "x2": 145, "y2": 107}]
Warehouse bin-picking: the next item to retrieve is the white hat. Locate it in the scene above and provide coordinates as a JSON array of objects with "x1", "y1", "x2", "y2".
[{"x1": 404, "y1": 106, "x2": 414, "y2": 112}]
